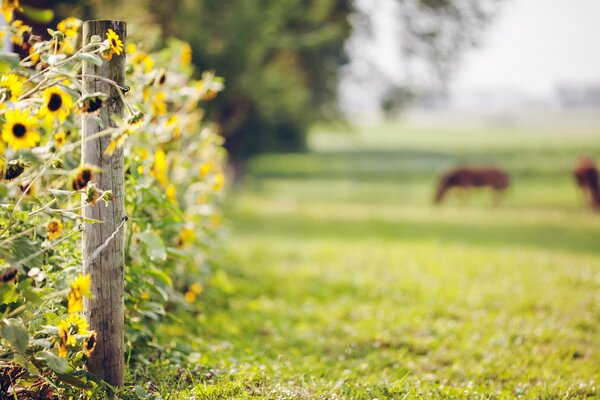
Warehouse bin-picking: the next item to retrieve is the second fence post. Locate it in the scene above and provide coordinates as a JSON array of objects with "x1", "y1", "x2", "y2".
[{"x1": 81, "y1": 19, "x2": 127, "y2": 386}]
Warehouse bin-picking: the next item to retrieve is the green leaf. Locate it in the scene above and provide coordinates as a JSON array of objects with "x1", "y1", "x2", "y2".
[
  {"x1": 1, "y1": 284, "x2": 19, "y2": 304},
  {"x1": 9, "y1": 236, "x2": 42, "y2": 267},
  {"x1": 55, "y1": 372, "x2": 94, "y2": 389},
  {"x1": 31, "y1": 338, "x2": 53, "y2": 349},
  {"x1": 78, "y1": 52, "x2": 104, "y2": 67},
  {"x1": 21, "y1": 5, "x2": 54, "y2": 23},
  {"x1": 134, "y1": 385, "x2": 151, "y2": 399},
  {"x1": 0, "y1": 318, "x2": 29, "y2": 352},
  {"x1": 143, "y1": 267, "x2": 172, "y2": 287},
  {"x1": 136, "y1": 232, "x2": 167, "y2": 262},
  {"x1": 0, "y1": 52, "x2": 21, "y2": 70},
  {"x1": 14, "y1": 211, "x2": 29, "y2": 222},
  {"x1": 35, "y1": 350, "x2": 68, "y2": 374},
  {"x1": 12, "y1": 353, "x2": 40, "y2": 375},
  {"x1": 48, "y1": 189, "x2": 73, "y2": 202}
]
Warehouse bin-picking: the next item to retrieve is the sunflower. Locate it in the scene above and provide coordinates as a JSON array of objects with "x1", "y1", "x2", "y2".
[
  {"x1": 213, "y1": 172, "x2": 225, "y2": 192},
  {"x1": 46, "y1": 218, "x2": 62, "y2": 240},
  {"x1": 1, "y1": 268, "x2": 18, "y2": 284},
  {"x1": 71, "y1": 165, "x2": 95, "y2": 191},
  {"x1": 0, "y1": 73, "x2": 23, "y2": 101},
  {"x1": 1, "y1": 0, "x2": 21, "y2": 23},
  {"x1": 181, "y1": 43, "x2": 192, "y2": 65},
  {"x1": 80, "y1": 95, "x2": 103, "y2": 113},
  {"x1": 199, "y1": 162, "x2": 212, "y2": 178},
  {"x1": 54, "y1": 131, "x2": 66, "y2": 148},
  {"x1": 1, "y1": 109, "x2": 40, "y2": 151},
  {"x1": 166, "y1": 183, "x2": 177, "y2": 204},
  {"x1": 56, "y1": 17, "x2": 81, "y2": 39},
  {"x1": 39, "y1": 86, "x2": 73, "y2": 124},
  {"x1": 189, "y1": 282, "x2": 202, "y2": 295},
  {"x1": 150, "y1": 91, "x2": 167, "y2": 116},
  {"x1": 57, "y1": 313, "x2": 88, "y2": 357},
  {"x1": 166, "y1": 115, "x2": 180, "y2": 138},
  {"x1": 131, "y1": 51, "x2": 154, "y2": 73},
  {"x1": 58, "y1": 313, "x2": 89, "y2": 337},
  {"x1": 11, "y1": 19, "x2": 31, "y2": 49},
  {"x1": 150, "y1": 148, "x2": 168, "y2": 187},
  {"x1": 183, "y1": 290, "x2": 196, "y2": 304},
  {"x1": 104, "y1": 28, "x2": 123, "y2": 60},
  {"x1": 177, "y1": 227, "x2": 196, "y2": 247},
  {"x1": 83, "y1": 331, "x2": 97, "y2": 357},
  {"x1": 67, "y1": 273, "x2": 91, "y2": 314}
]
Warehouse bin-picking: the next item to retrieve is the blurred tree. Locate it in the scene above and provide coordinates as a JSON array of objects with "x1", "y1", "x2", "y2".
[
  {"x1": 49, "y1": 0, "x2": 501, "y2": 170},
  {"x1": 396, "y1": 0, "x2": 502, "y2": 90},
  {"x1": 52, "y1": 0, "x2": 352, "y2": 173}
]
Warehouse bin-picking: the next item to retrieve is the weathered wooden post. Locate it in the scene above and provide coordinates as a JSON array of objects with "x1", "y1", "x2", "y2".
[{"x1": 81, "y1": 20, "x2": 126, "y2": 386}]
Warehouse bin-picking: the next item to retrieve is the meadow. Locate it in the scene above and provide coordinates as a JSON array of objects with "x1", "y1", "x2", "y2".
[{"x1": 166, "y1": 113, "x2": 600, "y2": 399}]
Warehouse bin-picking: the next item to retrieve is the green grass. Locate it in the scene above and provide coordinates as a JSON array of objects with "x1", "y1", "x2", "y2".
[{"x1": 161, "y1": 118, "x2": 600, "y2": 399}]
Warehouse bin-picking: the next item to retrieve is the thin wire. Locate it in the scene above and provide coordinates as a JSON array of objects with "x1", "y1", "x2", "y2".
[{"x1": 88, "y1": 216, "x2": 128, "y2": 262}]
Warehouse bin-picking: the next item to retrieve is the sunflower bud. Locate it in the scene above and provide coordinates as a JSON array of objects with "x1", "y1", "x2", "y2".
[{"x1": 85, "y1": 182, "x2": 100, "y2": 205}]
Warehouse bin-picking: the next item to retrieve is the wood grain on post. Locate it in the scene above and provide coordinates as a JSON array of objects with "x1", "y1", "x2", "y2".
[{"x1": 81, "y1": 20, "x2": 126, "y2": 386}]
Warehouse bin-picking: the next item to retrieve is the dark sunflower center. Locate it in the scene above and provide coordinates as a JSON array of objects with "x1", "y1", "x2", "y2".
[
  {"x1": 111, "y1": 38, "x2": 117, "y2": 47},
  {"x1": 81, "y1": 169, "x2": 92, "y2": 182},
  {"x1": 85, "y1": 97, "x2": 103, "y2": 112},
  {"x1": 86, "y1": 335, "x2": 96, "y2": 348},
  {"x1": 12, "y1": 123, "x2": 26, "y2": 138},
  {"x1": 48, "y1": 93, "x2": 63, "y2": 111}
]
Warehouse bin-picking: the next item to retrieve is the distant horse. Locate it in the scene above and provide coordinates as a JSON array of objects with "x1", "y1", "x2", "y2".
[
  {"x1": 573, "y1": 158, "x2": 600, "y2": 210},
  {"x1": 434, "y1": 166, "x2": 510, "y2": 204}
]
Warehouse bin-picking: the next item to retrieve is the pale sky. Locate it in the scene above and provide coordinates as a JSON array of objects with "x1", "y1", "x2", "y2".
[
  {"x1": 452, "y1": 0, "x2": 600, "y2": 98},
  {"x1": 342, "y1": 0, "x2": 600, "y2": 112}
]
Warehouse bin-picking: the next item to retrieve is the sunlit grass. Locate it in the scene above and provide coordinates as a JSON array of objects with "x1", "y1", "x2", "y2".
[{"x1": 166, "y1": 118, "x2": 600, "y2": 399}]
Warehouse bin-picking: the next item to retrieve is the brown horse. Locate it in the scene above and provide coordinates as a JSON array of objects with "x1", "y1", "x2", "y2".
[
  {"x1": 574, "y1": 158, "x2": 600, "y2": 210},
  {"x1": 434, "y1": 166, "x2": 510, "y2": 204}
]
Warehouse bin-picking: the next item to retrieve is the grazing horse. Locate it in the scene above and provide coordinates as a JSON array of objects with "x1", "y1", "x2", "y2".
[
  {"x1": 434, "y1": 166, "x2": 510, "y2": 204},
  {"x1": 573, "y1": 158, "x2": 600, "y2": 210}
]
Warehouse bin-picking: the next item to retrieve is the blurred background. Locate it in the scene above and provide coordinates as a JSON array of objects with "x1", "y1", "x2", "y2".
[{"x1": 7, "y1": 1, "x2": 600, "y2": 394}]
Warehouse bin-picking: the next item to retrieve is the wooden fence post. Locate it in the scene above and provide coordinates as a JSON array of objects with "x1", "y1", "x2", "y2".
[{"x1": 81, "y1": 20, "x2": 126, "y2": 386}]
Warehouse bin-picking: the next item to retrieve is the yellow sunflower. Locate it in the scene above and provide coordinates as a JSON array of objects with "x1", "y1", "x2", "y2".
[
  {"x1": 1, "y1": 109, "x2": 40, "y2": 151},
  {"x1": 71, "y1": 165, "x2": 95, "y2": 191},
  {"x1": 57, "y1": 313, "x2": 89, "y2": 357},
  {"x1": 11, "y1": 19, "x2": 31, "y2": 49},
  {"x1": 39, "y1": 86, "x2": 73, "y2": 124},
  {"x1": 177, "y1": 227, "x2": 196, "y2": 247},
  {"x1": 0, "y1": 73, "x2": 23, "y2": 101},
  {"x1": 150, "y1": 91, "x2": 167, "y2": 116},
  {"x1": 1, "y1": 0, "x2": 21, "y2": 23},
  {"x1": 166, "y1": 183, "x2": 177, "y2": 204},
  {"x1": 150, "y1": 148, "x2": 168, "y2": 187},
  {"x1": 58, "y1": 313, "x2": 89, "y2": 337},
  {"x1": 181, "y1": 43, "x2": 192, "y2": 65},
  {"x1": 46, "y1": 218, "x2": 62, "y2": 240},
  {"x1": 104, "y1": 28, "x2": 123, "y2": 60},
  {"x1": 67, "y1": 273, "x2": 92, "y2": 314},
  {"x1": 54, "y1": 131, "x2": 66, "y2": 148},
  {"x1": 57, "y1": 17, "x2": 81, "y2": 39}
]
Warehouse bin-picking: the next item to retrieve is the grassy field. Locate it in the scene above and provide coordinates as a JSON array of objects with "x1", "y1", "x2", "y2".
[{"x1": 166, "y1": 115, "x2": 600, "y2": 399}]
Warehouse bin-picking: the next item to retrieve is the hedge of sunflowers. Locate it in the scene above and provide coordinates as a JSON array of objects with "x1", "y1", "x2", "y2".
[{"x1": 0, "y1": 10, "x2": 226, "y2": 398}]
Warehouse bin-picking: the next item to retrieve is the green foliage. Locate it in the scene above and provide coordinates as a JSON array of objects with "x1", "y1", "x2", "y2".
[
  {"x1": 56, "y1": 0, "x2": 353, "y2": 166},
  {"x1": 0, "y1": 16, "x2": 226, "y2": 398}
]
